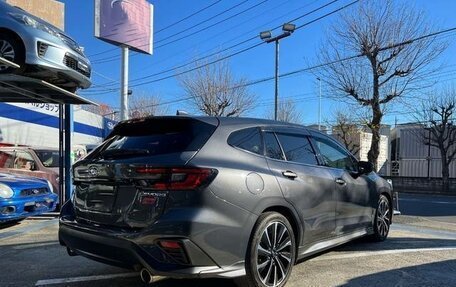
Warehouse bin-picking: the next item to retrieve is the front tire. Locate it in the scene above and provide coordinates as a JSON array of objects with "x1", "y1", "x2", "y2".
[
  {"x1": 0, "y1": 34, "x2": 25, "y2": 74},
  {"x1": 237, "y1": 212, "x2": 296, "y2": 287},
  {"x1": 371, "y1": 194, "x2": 391, "y2": 242}
]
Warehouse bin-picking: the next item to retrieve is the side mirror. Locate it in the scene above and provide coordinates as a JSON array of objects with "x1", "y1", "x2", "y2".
[{"x1": 358, "y1": 161, "x2": 374, "y2": 174}]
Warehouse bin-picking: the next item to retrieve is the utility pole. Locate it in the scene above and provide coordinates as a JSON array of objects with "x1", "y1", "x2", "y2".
[
  {"x1": 317, "y1": 77, "x2": 322, "y2": 131},
  {"x1": 274, "y1": 40, "x2": 279, "y2": 121},
  {"x1": 120, "y1": 45, "x2": 129, "y2": 121}
]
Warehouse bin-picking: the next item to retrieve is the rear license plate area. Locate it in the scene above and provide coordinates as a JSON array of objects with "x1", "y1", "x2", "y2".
[{"x1": 75, "y1": 183, "x2": 117, "y2": 213}]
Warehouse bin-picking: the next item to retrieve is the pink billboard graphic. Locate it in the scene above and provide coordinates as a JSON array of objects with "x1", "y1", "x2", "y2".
[{"x1": 95, "y1": 0, "x2": 153, "y2": 55}]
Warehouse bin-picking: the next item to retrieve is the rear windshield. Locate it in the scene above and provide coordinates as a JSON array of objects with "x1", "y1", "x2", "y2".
[{"x1": 94, "y1": 118, "x2": 217, "y2": 159}]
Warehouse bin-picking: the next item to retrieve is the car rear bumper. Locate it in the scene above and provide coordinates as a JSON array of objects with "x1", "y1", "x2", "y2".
[
  {"x1": 59, "y1": 199, "x2": 254, "y2": 279},
  {"x1": 0, "y1": 193, "x2": 58, "y2": 221}
]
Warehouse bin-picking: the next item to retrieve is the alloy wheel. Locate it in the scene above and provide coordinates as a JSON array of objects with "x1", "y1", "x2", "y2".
[
  {"x1": 256, "y1": 221, "x2": 293, "y2": 287},
  {"x1": 377, "y1": 197, "x2": 390, "y2": 238},
  {"x1": 0, "y1": 39, "x2": 16, "y2": 71}
]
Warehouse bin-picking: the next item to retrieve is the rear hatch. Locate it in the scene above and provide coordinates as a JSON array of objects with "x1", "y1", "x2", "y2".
[{"x1": 72, "y1": 117, "x2": 218, "y2": 228}]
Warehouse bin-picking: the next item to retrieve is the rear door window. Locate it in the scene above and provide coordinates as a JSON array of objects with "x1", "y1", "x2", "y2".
[
  {"x1": 264, "y1": 132, "x2": 285, "y2": 160},
  {"x1": 228, "y1": 127, "x2": 263, "y2": 155},
  {"x1": 275, "y1": 133, "x2": 318, "y2": 165}
]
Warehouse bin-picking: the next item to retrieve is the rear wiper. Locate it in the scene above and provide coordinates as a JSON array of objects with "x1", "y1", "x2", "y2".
[{"x1": 100, "y1": 149, "x2": 149, "y2": 159}]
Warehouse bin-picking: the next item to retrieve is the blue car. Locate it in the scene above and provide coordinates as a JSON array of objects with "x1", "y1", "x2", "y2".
[{"x1": 0, "y1": 173, "x2": 58, "y2": 223}]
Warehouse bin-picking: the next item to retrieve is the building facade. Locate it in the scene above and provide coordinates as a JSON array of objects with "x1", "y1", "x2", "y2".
[{"x1": 391, "y1": 124, "x2": 456, "y2": 178}]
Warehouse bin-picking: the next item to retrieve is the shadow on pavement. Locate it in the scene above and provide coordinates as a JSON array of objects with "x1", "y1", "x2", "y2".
[
  {"x1": 334, "y1": 236, "x2": 456, "y2": 252},
  {"x1": 337, "y1": 259, "x2": 456, "y2": 287},
  {"x1": 152, "y1": 278, "x2": 236, "y2": 287},
  {"x1": 0, "y1": 220, "x2": 22, "y2": 229}
]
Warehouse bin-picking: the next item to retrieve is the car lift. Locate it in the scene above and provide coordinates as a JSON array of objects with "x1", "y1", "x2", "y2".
[{"x1": 0, "y1": 56, "x2": 96, "y2": 204}]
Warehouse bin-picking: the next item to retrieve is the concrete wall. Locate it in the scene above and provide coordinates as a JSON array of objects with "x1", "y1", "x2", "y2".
[{"x1": 384, "y1": 176, "x2": 456, "y2": 194}]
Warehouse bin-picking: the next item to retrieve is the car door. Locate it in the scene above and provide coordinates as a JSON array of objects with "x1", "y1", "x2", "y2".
[
  {"x1": 263, "y1": 128, "x2": 336, "y2": 244},
  {"x1": 310, "y1": 132, "x2": 372, "y2": 234}
]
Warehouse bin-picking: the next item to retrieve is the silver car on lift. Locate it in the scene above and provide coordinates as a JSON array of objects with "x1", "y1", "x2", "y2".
[{"x1": 0, "y1": 1, "x2": 91, "y2": 92}]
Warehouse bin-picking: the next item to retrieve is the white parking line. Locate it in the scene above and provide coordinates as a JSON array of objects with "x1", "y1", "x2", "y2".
[
  {"x1": 13, "y1": 242, "x2": 59, "y2": 250},
  {"x1": 399, "y1": 198, "x2": 456, "y2": 205},
  {"x1": 35, "y1": 272, "x2": 138, "y2": 286},
  {"x1": 312, "y1": 247, "x2": 456, "y2": 262}
]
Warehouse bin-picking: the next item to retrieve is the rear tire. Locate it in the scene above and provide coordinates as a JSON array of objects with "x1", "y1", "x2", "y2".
[
  {"x1": 370, "y1": 194, "x2": 391, "y2": 242},
  {"x1": 236, "y1": 212, "x2": 296, "y2": 287},
  {"x1": 0, "y1": 33, "x2": 25, "y2": 74}
]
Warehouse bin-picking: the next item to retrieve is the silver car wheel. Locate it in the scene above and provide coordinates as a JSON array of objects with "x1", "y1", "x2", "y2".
[
  {"x1": 377, "y1": 197, "x2": 390, "y2": 238},
  {"x1": 0, "y1": 39, "x2": 15, "y2": 71},
  {"x1": 256, "y1": 221, "x2": 292, "y2": 287}
]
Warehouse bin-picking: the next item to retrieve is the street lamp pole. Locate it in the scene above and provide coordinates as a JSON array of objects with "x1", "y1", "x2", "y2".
[{"x1": 260, "y1": 23, "x2": 296, "y2": 121}]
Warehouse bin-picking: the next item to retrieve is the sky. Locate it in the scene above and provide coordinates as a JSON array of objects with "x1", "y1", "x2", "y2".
[{"x1": 59, "y1": 0, "x2": 456, "y2": 126}]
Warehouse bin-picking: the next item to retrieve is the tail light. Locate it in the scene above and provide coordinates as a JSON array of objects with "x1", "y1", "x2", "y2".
[{"x1": 135, "y1": 167, "x2": 216, "y2": 190}]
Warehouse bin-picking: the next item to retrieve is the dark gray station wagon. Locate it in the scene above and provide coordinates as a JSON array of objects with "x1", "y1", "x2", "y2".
[{"x1": 59, "y1": 116, "x2": 393, "y2": 287}]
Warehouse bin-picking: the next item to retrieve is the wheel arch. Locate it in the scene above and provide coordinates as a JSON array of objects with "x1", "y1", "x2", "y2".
[
  {"x1": 0, "y1": 27, "x2": 26, "y2": 59},
  {"x1": 262, "y1": 205, "x2": 302, "y2": 259},
  {"x1": 380, "y1": 191, "x2": 393, "y2": 222}
]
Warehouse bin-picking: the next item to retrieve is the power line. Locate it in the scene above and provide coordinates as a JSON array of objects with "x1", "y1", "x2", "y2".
[
  {"x1": 155, "y1": 0, "x2": 251, "y2": 45},
  {"x1": 125, "y1": 26, "x2": 456, "y2": 111},
  {"x1": 126, "y1": 0, "x2": 359, "y2": 89},
  {"x1": 92, "y1": 0, "x2": 338, "y2": 89},
  {"x1": 155, "y1": 0, "x2": 223, "y2": 34}
]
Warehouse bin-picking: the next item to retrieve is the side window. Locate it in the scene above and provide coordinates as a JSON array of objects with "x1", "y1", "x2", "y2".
[
  {"x1": 275, "y1": 133, "x2": 318, "y2": 165},
  {"x1": 0, "y1": 151, "x2": 15, "y2": 168},
  {"x1": 264, "y1": 132, "x2": 284, "y2": 160},
  {"x1": 228, "y1": 127, "x2": 263, "y2": 155},
  {"x1": 313, "y1": 137, "x2": 357, "y2": 171},
  {"x1": 14, "y1": 151, "x2": 36, "y2": 170}
]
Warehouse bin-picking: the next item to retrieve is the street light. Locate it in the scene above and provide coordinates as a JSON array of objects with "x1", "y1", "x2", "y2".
[{"x1": 260, "y1": 23, "x2": 296, "y2": 121}]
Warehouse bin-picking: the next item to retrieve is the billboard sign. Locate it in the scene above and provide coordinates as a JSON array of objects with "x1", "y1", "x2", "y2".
[{"x1": 95, "y1": 0, "x2": 153, "y2": 55}]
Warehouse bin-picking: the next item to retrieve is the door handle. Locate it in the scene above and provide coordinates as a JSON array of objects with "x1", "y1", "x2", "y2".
[
  {"x1": 282, "y1": 171, "x2": 298, "y2": 179},
  {"x1": 335, "y1": 178, "x2": 346, "y2": 185}
]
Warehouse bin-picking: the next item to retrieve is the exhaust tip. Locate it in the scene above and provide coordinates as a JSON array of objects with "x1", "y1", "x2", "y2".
[{"x1": 140, "y1": 268, "x2": 153, "y2": 284}]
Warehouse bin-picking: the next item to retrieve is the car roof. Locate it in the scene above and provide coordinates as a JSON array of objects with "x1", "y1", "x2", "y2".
[{"x1": 115, "y1": 115, "x2": 329, "y2": 136}]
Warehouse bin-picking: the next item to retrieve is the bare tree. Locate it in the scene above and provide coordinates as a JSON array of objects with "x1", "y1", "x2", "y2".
[
  {"x1": 268, "y1": 99, "x2": 302, "y2": 123},
  {"x1": 416, "y1": 89, "x2": 456, "y2": 192},
  {"x1": 177, "y1": 57, "x2": 255, "y2": 117},
  {"x1": 317, "y1": 0, "x2": 446, "y2": 169},
  {"x1": 81, "y1": 103, "x2": 116, "y2": 118},
  {"x1": 331, "y1": 110, "x2": 361, "y2": 156},
  {"x1": 129, "y1": 91, "x2": 168, "y2": 119}
]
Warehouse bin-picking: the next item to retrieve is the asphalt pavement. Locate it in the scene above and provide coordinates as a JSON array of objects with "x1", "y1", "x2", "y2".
[
  {"x1": 1, "y1": 193, "x2": 455, "y2": 287},
  {"x1": 397, "y1": 192, "x2": 456, "y2": 226}
]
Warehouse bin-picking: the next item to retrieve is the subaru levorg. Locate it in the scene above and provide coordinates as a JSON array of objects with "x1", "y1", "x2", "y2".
[{"x1": 59, "y1": 116, "x2": 393, "y2": 287}]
